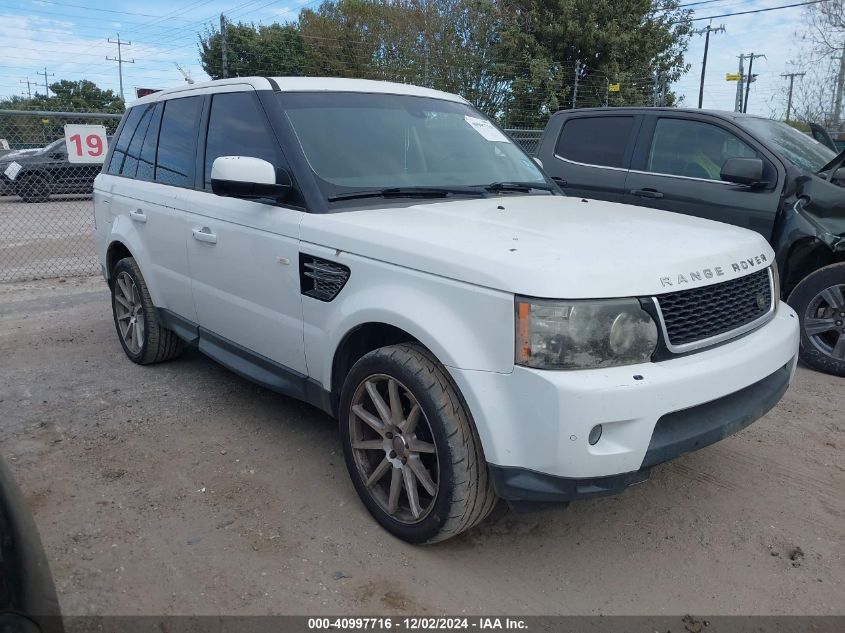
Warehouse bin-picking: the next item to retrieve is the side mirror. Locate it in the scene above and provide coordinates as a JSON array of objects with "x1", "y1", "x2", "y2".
[
  {"x1": 721, "y1": 157, "x2": 764, "y2": 187},
  {"x1": 210, "y1": 156, "x2": 291, "y2": 200}
]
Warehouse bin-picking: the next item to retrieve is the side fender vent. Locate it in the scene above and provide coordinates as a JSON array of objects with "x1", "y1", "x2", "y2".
[{"x1": 300, "y1": 254, "x2": 350, "y2": 302}]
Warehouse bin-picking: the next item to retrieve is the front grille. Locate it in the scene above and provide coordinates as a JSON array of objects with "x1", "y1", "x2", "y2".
[{"x1": 656, "y1": 268, "x2": 772, "y2": 349}]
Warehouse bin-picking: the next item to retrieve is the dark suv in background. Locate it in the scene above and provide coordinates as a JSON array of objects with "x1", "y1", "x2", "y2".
[
  {"x1": 537, "y1": 108, "x2": 845, "y2": 376},
  {"x1": 0, "y1": 138, "x2": 106, "y2": 202}
]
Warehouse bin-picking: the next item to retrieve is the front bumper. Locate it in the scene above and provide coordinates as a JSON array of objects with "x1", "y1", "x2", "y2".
[
  {"x1": 448, "y1": 302, "x2": 799, "y2": 498},
  {"x1": 488, "y1": 360, "x2": 792, "y2": 503}
]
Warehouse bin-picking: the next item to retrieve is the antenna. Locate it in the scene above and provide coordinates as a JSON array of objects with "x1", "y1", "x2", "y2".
[{"x1": 174, "y1": 63, "x2": 195, "y2": 85}]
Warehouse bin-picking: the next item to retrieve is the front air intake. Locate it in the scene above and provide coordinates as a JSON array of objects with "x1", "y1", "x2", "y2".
[{"x1": 299, "y1": 254, "x2": 350, "y2": 302}]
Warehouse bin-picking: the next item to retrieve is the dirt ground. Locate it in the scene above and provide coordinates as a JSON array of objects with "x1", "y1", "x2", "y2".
[{"x1": 0, "y1": 275, "x2": 843, "y2": 616}]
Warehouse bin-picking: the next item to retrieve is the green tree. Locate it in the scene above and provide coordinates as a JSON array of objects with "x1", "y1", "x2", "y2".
[
  {"x1": 298, "y1": 0, "x2": 508, "y2": 115},
  {"x1": 0, "y1": 80, "x2": 124, "y2": 113},
  {"x1": 199, "y1": 22, "x2": 310, "y2": 79},
  {"x1": 496, "y1": 0, "x2": 692, "y2": 127}
]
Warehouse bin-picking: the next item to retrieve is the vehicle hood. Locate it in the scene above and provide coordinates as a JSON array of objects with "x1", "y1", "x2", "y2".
[{"x1": 300, "y1": 196, "x2": 775, "y2": 298}]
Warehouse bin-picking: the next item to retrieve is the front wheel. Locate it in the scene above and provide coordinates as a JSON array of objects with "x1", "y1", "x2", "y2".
[
  {"x1": 787, "y1": 262, "x2": 845, "y2": 377},
  {"x1": 339, "y1": 344, "x2": 497, "y2": 543}
]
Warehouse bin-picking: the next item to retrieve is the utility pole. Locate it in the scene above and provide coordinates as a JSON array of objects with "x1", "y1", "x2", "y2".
[
  {"x1": 652, "y1": 71, "x2": 664, "y2": 106},
  {"x1": 106, "y1": 34, "x2": 134, "y2": 102},
  {"x1": 781, "y1": 72, "x2": 806, "y2": 122},
  {"x1": 572, "y1": 60, "x2": 583, "y2": 109},
  {"x1": 37, "y1": 67, "x2": 54, "y2": 98},
  {"x1": 695, "y1": 23, "x2": 725, "y2": 109},
  {"x1": 735, "y1": 54, "x2": 745, "y2": 112},
  {"x1": 832, "y1": 42, "x2": 845, "y2": 127},
  {"x1": 19, "y1": 77, "x2": 32, "y2": 99},
  {"x1": 220, "y1": 14, "x2": 229, "y2": 79},
  {"x1": 743, "y1": 52, "x2": 766, "y2": 113}
]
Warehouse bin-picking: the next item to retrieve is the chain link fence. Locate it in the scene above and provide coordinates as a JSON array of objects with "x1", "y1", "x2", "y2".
[
  {"x1": 0, "y1": 107, "x2": 545, "y2": 284},
  {"x1": 0, "y1": 110, "x2": 121, "y2": 282}
]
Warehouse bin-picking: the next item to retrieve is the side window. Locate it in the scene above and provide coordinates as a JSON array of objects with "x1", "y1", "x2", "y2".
[
  {"x1": 647, "y1": 118, "x2": 758, "y2": 181},
  {"x1": 155, "y1": 96, "x2": 203, "y2": 187},
  {"x1": 120, "y1": 104, "x2": 154, "y2": 178},
  {"x1": 203, "y1": 92, "x2": 281, "y2": 189},
  {"x1": 136, "y1": 103, "x2": 163, "y2": 181},
  {"x1": 106, "y1": 106, "x2": 145, "y2": 175},
  {"x1": 555, "y1": 116, "x2": 634, "y2": 168}
]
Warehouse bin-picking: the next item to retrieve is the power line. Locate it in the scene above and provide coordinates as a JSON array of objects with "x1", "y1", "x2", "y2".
[
  {"x1": 693, "y1": 0, "x2": 830, "y2": 21},
  {"x1": 0, "y1": 0, "x2": 198, "y2": 20}
]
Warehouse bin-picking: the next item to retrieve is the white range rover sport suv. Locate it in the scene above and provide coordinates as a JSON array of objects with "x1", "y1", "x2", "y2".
[{"x1": 94, "y1": 77, "x2": 800, "y2": 543}]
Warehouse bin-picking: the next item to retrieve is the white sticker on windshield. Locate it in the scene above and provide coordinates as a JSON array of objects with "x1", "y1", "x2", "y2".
[
  {"x1": 4, "y1": 161, "x2": 22, "y2": 181},
  {"x1": 464, "y1": 116, "x2": 511, "y2": 143}
]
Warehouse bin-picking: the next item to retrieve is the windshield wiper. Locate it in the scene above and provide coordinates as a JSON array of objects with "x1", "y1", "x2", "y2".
[
  {"x1": 484, "y1": 181, "x2": 556, "y2": 193},
  {"x1": 327, "y1": 186, "x2": 485, "y2": 202}
]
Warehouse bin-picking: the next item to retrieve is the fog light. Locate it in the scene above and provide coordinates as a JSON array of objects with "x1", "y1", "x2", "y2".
[{"x1": 588, "y1": 424, "x2": 602, "y2": 445}]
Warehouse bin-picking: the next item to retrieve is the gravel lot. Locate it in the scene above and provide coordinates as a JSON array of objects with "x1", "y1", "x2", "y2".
[
  {"x1": 0, "y1": 196, "x2": 97, "y2": 282},
  {"x1": 0, "y1": 276, "x2": 843, "y2": 616}
]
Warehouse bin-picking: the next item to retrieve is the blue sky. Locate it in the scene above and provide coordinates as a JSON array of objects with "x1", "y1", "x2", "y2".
[{"x1": 0, "y1": 0, "x2": 820, "y2": 118}]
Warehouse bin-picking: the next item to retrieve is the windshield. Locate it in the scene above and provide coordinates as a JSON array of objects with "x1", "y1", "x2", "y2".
[
  {"x1": 278, "y1": 92, "x2": 545, "y2": 199},
  {"x1": 736, "y1": 117, "x2": 837, "y2": 173}
]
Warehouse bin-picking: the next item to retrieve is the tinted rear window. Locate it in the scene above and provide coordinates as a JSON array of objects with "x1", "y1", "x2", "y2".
[
  {"x1": 107, "y1": 106, "x2": 145, "y2": 175},
  {"x1": 155, "y1": 96, "x2": 202, "y2": 187},
  {"x1": 137, "y1": 103, "x2": 163, "y2": 181},
  {"x1": 120, "y1": 104, "x2": 155, "y2": 178},
  {"x1": 555, "y1": 116, "x2": 634, "y2": 168}
]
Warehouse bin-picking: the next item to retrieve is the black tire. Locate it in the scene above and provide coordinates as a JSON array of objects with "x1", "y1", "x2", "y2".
[
  {"x1": 18, "y1": 173, "x2": 50, "y2": 203},
  {"x1": 787, "y1": 262, "x2": 845, "y2": 377},
  {"x1": 111, "y1": 257, "x2": 184, "y2": 365},
  {"x1": 339, "y1": 343, "x2": 497, "y2": 544}
]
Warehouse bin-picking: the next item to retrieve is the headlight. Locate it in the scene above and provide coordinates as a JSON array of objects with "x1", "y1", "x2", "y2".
[{"x1": 515, "y1": 297, "x2": 658, "y2": 370}]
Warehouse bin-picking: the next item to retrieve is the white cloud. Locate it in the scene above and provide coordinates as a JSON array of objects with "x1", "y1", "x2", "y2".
[{"x1": 673, "y1": 1, "x2": 812, "y2": 116}]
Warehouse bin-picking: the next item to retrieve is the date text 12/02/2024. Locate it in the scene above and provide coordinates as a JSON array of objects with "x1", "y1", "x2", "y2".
[{"x1": 307, "y1": 617, "x2": 528, "y2": 630}]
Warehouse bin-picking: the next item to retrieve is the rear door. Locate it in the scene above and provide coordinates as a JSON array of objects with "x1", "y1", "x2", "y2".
[
  {"x1": 183, "y1": 89, "x2": 307, "y2": 375},
  {"x1": 624, "y1": 114, "x2": 783, "y2": 239},
  {"x1": 106, "y1": 97, "x2": 201, "y2": 323},
  {"x1": 539, "y1": 113, "x2": 640, "y2": 202}
]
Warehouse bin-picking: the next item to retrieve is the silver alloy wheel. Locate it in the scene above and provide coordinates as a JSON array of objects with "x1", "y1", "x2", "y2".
[
  {"x1": 114, "y1": 271, "x2": 145, "y2": 354},
  {"x1": 804, "y1": 283, "x2": 845, "y2": 361},
  {"x1": 348, "y1": 374, "x2": 439, "y2": 524}
]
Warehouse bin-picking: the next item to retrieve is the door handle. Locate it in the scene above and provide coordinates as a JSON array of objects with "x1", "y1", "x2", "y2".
[
  {"x1": 129, "y1": 208, "x2": 147, "y2": 223},
  {"x1": 192, "y1": 227, "x2": 217, "y2": 244},
  {"x1": 630, "y1": 188, "x2": 664, "y2": 199}
]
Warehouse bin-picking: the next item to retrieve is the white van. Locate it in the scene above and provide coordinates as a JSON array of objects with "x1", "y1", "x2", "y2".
[{"x1": 94, "y1": 77, "x2": 799, "y2": 543}]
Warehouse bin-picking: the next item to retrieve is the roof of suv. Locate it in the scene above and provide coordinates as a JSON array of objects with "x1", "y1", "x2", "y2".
[
  {"x1": 130, "y1": 76, "x2": 469, "y2": 108},
  {"x1": 552, "y1": 106, "x2": 768, "y2": 121}
]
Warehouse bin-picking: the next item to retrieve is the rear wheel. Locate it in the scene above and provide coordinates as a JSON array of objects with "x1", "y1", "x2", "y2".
[
  {"x1": 111, "y1": 257, "x2": 184, "y2": 365},
  {"x1": 787, "y1": 262, "x2": 845, "y2": 377},
  {"x1": 339, "y1": 343, "x2": 497, "y2": 543}
]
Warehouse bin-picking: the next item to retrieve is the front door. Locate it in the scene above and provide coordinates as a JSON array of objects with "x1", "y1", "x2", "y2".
[
  {"x1": 184, "y1": 90, "x2": 307, "y2": 375},
  {"x1": 624, "y1": 115, "x2": 782, "y2": 240}
]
